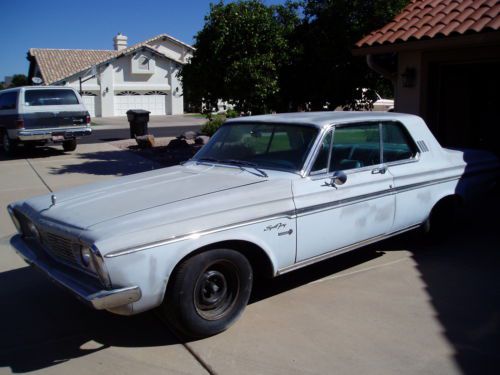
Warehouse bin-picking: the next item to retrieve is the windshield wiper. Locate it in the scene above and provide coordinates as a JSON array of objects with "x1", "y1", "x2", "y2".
[
  {"x1": 196, "y1": 157, "x2": 221, "y2": 164},
  {"x1": 196, "y1": 157, "x2": 268, "y2": 178},
  {"x1": 222, "y1": 159, "x2": 268, "y2": 178}
]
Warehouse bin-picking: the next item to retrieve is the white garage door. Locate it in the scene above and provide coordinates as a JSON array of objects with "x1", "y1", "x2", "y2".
[
  {"x1": 82, "y1": 93, "x2": 97, "y2": 117},
  {"x1": 114, "y1": 91, "x2": 167, "y2": 116}
]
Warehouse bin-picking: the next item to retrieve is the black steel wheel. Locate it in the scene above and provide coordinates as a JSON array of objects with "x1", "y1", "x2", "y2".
[
  {"x1": 163, "y1": 249, "x2": 253, "y2": 338},
  {"x1": 62, "y1": 139, "x2": 77, "y2": 152}
]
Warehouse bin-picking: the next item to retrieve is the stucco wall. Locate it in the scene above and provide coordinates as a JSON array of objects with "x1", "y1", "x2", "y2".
[
  {"x1": 148, "y1": 39, "x2": 193, "y2": 63},
  {"x1": 395, "y1": 50, "x2": 423, "y2": 116},
  {"x1": 61, "y1": 50, "x2": 186, "y2": 116}
]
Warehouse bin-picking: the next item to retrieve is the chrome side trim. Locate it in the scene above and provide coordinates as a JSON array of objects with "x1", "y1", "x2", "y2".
[
  {"x1": 297, "y1": 174, "x2": 462, "y2": 218},
  {"x1": 103, "y1": 167, "x2": 493, "y2": 259},
  {"x1": 276, "y1": 224, "x2": 421, "y2": 275},
  {"x1": 104, "y1": 211, "x2": 297, "y2": 258}
]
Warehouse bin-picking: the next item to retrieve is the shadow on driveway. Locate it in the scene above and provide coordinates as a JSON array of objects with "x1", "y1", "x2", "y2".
[
  {"x1": 48, "y1": 150, "x2": 161, "y2": 176},
  {"x1": 0, "y1": 246, "x2": 384, "y2": 373},
  {"x1": 0, "y1": 146, "x2": 66, "y2": 162},
  {"x1": 0, "y1": 266, "x2": 178, "y2": 373}
]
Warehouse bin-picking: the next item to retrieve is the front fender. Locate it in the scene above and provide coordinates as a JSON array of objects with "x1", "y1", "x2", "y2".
[{"x1": 104, "y1": 216, "x2": 296, "y2": 314}]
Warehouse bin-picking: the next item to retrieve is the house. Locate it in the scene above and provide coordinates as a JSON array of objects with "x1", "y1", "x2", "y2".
[
  {"x1": 353, "y1": 0, "x2": 500, "y2": 154},
  {"x1": 27, "y1": 33, "x2": 195, "y2": 117}
]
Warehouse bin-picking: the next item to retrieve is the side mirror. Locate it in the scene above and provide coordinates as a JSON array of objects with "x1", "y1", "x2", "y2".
[{"x1": 330, "y1": 171, "x2": 347, "y2": 187}]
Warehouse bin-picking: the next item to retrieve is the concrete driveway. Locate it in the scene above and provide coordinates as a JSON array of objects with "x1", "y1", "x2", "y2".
[{"x1": 0, "y1": 143, "x2": 499, "y2": 375}]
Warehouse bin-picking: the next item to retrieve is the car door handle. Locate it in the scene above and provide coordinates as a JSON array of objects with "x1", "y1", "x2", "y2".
[{"x1": 371, "y1": 167, "x2": 386, "y2": 174}]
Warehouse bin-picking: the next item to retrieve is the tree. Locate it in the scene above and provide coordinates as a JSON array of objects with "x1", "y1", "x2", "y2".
[
  {"x1": 8, "y1": 74, "x2": 30, "y2": 88},
  {"x1": 288, "y1": 0, "x2": 408, "y2": 110},
  {"x1": 181, "y1": 0, "x2": 300, "y2": 114}
]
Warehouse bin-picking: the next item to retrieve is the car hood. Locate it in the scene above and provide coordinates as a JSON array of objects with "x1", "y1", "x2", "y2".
[{"x1": 20, "y1": 165, "x2": 269, "y2": 231}]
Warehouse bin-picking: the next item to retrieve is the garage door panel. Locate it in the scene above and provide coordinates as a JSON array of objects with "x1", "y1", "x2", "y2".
[
  {"x1": 114, "y1": 94, "x2": 166, "y2": 116},
  {"x1": 82, "y1": 95, "x2": 96, "y2": 117}
]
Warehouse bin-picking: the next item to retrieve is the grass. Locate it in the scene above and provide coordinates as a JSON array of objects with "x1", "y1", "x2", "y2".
[{"x1": 184, "y1": 113, "x2": 207, "y2": 119}]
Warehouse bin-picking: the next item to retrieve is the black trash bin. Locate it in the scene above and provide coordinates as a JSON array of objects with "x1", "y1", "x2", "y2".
[{"x1": 126, "y1": 109, "x2": 150, "y2": 138}]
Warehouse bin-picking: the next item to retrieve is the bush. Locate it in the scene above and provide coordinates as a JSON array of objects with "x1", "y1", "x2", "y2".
[
  {"x1": 225, "y1": 108, "x2": 239, "y2": 119},
  {"x1": 200, "y1": 115, "x2": 226, "y2": 136}
]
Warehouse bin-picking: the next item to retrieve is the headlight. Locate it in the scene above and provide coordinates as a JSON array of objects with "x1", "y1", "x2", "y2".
[
  {"x1": 7, "y1": 206, "x2": 21, "y2": 234},
  {"x1": 26, "y1": 220, "x2": 40, "y2": 240},
  {"x1": 80, "y1": 246, "x2": 94, "y2": 268},
  {"x1": 80, "y1": 245, "x2": 111, "y2": 288}
]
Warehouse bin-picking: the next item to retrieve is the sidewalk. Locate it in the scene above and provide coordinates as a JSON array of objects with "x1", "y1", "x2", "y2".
[{"x1": 91, "y1": 114, "x2": 205, "y2": 130}]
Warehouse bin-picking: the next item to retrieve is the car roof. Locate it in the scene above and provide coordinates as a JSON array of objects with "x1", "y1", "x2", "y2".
[
  {"x1": 226, "y1": 111, "x2": 419, "y2": 129},
  {"x1": 0, "y1": 86, "x2": 77, "y2": 93}
]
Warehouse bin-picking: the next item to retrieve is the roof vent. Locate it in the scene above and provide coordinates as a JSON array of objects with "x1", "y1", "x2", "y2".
[{"x1": 113, "y1": 33, "x2": 128, "y2": 51}]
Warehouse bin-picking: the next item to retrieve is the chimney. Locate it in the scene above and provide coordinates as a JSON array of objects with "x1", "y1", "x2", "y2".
[{"x1": 113, "y1": 33, "x2": 128, "y2": 51}]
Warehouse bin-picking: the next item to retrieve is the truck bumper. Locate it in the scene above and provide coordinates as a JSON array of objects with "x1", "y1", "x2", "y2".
[
  {"x1": 9, "y1": 126, "x2": 92, "y2": 141},
  {"x1": 9, "y1": 235, "x2": 141, "y2": 310}
]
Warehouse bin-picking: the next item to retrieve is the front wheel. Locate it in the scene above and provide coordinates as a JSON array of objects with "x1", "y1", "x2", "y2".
[
  {"x1": 162, "y1": 249, "x2": 253, "y2": 338},
  {"x1": 62, "y1": 139, "x2": 77, "y2": 152}
]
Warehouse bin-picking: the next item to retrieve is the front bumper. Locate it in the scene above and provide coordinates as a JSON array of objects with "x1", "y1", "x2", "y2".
[
  {"x1": 10, "y1": 235, "x2": 141, "y2": 310},
  {"x1": 11, "y1": 126, "x2": 92, "y2": 141}
]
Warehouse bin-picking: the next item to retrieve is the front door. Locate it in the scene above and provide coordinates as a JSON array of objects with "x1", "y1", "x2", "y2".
[{"x1": 293, "y1": 123, "x2": 395, "y2": 262}]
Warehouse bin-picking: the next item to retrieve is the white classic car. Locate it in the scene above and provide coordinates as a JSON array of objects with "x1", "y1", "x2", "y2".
[{"x1": 7, "y1": 112, "x2": 499, "y2": 338}]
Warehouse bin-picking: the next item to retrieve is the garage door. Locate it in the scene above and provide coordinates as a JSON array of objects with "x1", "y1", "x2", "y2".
[
  {"x1": 82, "y1": 92, "x2": 97, "y2": 117},
  {"x1": 114, "y1": 91, "x2": 167, "y2": 116}
]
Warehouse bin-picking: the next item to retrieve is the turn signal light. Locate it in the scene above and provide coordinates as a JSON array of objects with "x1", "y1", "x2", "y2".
[{"x1": 85, "y1": 115, "x2": 91, "y2": 124}]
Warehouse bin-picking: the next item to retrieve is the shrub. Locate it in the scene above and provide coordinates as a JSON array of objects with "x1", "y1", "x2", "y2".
[
  {"x1": 201, "y1": 115, "x2": 226, "y2": 136},
  {"x1": 225, "y1": 108, "x2": 239, "y2": 119}
]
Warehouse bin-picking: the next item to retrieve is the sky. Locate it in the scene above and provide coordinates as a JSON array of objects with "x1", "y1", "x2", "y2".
[{"x1": 0, "y1": 0, "x2": 284, "y2": 81}]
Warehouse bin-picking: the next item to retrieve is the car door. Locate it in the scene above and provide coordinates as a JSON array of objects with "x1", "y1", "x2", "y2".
[{"x1": 293, "y1": 122, "x2": 395, "y2": 262}]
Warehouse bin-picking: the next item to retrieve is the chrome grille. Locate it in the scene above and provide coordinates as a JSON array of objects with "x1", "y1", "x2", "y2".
[{"x1": 40, "y1": 230, "x2": 80, "y2": 267}]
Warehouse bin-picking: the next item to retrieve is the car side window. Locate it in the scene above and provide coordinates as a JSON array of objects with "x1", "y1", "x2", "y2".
[
  {"x1": 330, "y1": 124, "x2": 381, "y2": 171},
  {"x1": 0, "y1": 92, "x2": 18, "y2": 110},
  {"x1": 382, "y1": 122, "x2": 418, "y2": 162}
]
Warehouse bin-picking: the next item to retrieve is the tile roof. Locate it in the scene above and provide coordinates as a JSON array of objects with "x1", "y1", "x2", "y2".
[
  {"x1": 30, "y1": 49, "x2": 118, "y2": 85},
  {"x1": 30, "y1": 33, "x2": 195, "y2": 85},
  {"x1": 356, "y1": 0, "x2": 500, "y2": 48}
]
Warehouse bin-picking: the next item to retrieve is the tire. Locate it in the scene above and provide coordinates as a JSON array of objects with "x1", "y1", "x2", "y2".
[
  {"x1": 1, "y1": 130, "x2": 17, "y2": 155},
  {"x1": 162, "y1": 249, "x2": 253, "y2": 339},
  {"x1": 421, "y1": 197, "x2": 460, "y2": 240},
  {"x1": 62, "y1": 139, "x2": 77, "y2": 152}
]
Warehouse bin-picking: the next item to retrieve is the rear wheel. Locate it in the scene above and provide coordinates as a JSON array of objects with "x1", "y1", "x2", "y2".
[
  {"x1": 1, "y1": 131, "x2": 17, "y2": 155},
  {"x1": 422, "y1": 197, "x2": 461, "y2": 240},
  {"x1": 162, "y1": 249, "x2": 253, "y2": 339},
  {"x1": 62, "y1": 139, "x2": 77, "y2": 152}
]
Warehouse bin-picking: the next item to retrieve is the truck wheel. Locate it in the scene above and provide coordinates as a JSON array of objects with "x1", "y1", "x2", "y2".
[
  {"x1": 1, "y1": 131, "x2": 17, "y2": 155},
  {"x1": 63, "y1": 139, "x2": 77, "y2": 152},
  {"x1": 163, "y1": 249, "x2": 253, "y2": 339}
]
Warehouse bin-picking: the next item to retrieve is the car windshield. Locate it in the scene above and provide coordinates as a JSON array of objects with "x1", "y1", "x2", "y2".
[
  {"x1": 194, "y1": 122, "x2": 319, "y2": 173},
  {"x1": 24, "y1": 89, "x2": 79, "y2": 106}
]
